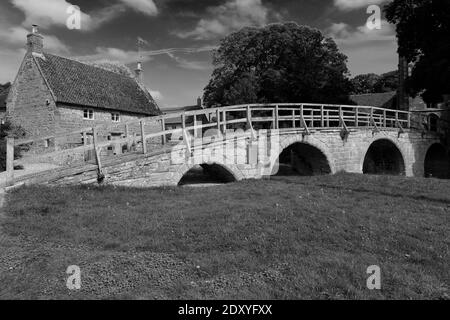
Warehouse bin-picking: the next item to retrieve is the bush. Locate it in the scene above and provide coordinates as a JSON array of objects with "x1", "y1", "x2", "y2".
[{"x1": 0, "y1": 121, "x2": 26, "y2": 172}]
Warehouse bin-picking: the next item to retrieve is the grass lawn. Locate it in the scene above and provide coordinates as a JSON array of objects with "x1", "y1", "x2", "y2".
[{"x1": 0, "y1": 173, "x2": 448, "y2": 299}]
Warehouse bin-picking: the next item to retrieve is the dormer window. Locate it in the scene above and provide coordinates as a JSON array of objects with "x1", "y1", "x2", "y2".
[
  {"x1": 83, "y1": 109, "x2": 94, "y2": 120},
  {"x1": 111, "y1": 113, "x2": 120, "y2": 122}
]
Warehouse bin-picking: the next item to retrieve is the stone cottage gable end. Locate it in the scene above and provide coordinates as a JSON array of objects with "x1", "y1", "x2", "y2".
[{"x1": 6, "y1": 51, "x2": 58, "y2": 138}]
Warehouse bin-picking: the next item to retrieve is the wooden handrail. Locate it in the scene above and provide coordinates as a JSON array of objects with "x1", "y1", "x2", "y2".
[
  {"x1": 14, "y1": 103, "x2": 416, "y2": 147},
  {"x1": 7, "y1": 102, "x2": 434, "y2": 187}
]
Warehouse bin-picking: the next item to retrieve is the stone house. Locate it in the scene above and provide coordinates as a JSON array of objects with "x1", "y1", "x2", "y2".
[{"x1": 6, "y1": 25, "x2": 161, "y2": 153}]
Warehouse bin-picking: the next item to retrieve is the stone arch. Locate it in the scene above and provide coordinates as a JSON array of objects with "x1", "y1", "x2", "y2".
[
  {"x1": 424, "y1": 143, "x2": 450, "y2": 179},
  {"x1": 362, "y1": 138, "x2": 406, "y2": 175},
  {"x1": 176, "y1": 162, "x2": 242, "y2": 186},
  {"x1": 273, "y1": 135, "x2": 334, "y2": 176}
]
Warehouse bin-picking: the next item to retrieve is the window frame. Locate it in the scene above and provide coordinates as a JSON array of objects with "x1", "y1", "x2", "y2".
[
  {"x1": 83, "y1": 109, "x2": 94, "y2": 120},
  {"x1": 111, "y1": 113, "x2": 121, "y2": 123}
]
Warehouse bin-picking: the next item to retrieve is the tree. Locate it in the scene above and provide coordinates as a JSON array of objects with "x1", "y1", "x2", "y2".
[
  {"x1": 374, "y1": 70, "x2": 399, "y2": 93},
  {"x1": 0, "y1": 121, "x2": 25, "y2": 172},
  {"x1": 203, "y1": 22, "x2": 353, "y2": 107},
  {"x1": 0, "y1": 82, "x2": 11, "y2": 95},
  {"x1": 351, "y1": 74, "x2": 381, "y2": 94},
  {"x1": 385, "y1": 0, "x2": 450, "y2": 102},
  {"x1": 351, "y1": 71, "x2": 399, "y2": 94}
]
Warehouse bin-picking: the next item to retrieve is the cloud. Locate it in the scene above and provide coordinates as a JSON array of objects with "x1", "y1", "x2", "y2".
[
  {"x1": 334, "y1": 0, "x2": 387, "y2": 11},
  {"x1": 76, "y1": 47, "x2": 154, "y2": 65},
  {"x1": 149, "y1": 90, "x2": 163, "y2": 100},
  {"x1": 118, "y1": 0, "x2": 158, "y2": 16},
  {"x1": 327, "y1": 20, "x2": 396, "y2": 45},
  {"x1": 10, "y1": 0, "x2": 158, "y2": 31},
  {"x1": 0, "y1": 25, "x2": 69, "y2": 54},
  {"x1": 11, "y1": 0, "x2": 94, "y2": 29},
  {"x1": 166, "y1": 52, "x2": 211, "y2": 70},
  {"x1": 326, "y1": 21, "x2": 397, "y2": 75},
  {"x1": 175, "y1": 0, "x2": 270, "y2": 40},
  {"x1": 73, "y1": 44, "x2": 216, "y2": 73}
]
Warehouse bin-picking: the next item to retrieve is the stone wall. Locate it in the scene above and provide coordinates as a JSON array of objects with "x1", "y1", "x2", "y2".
[
  {"x1": 38, "y1": 128, "x2": 441, "y2": 188},
  {"x1": 6, "y1": 54, "x2": 57, "y2": 140}
]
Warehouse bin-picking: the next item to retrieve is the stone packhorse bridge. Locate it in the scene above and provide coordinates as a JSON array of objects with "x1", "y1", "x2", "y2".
[{"x1": 1, "y1": 103, "x2": 448, "y2": 188}]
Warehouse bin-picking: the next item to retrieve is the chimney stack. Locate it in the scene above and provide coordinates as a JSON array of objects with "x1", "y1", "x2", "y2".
[
  {"x1": 197, "y1": 96, "x2": 202, "y2": 108},
  {"x1": 135, "y1": 62, "x2": 143, "y2": 83},
  {"x1": 27, "y1": 24, "x2": 44, "y2": 54},
  {"x1": 398, "y1": 54, "x2": 410, "y2": 111}
]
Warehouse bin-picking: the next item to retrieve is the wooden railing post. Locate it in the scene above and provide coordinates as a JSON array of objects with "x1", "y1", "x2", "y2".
[
  {"x1": 300, "y1": 104, "x2": 304, "y2": 128},
  {"x1": 370, "y1": 108, "x2": 374, "y2": 126},
  {"x1": 6, "y1": 137, "x2": 14, "y2": 186},
  {"x1": 140, "y1": 120, "x2": 147, "y2": 154},
  {"x1": 246, "y1": 106, "x2": 252, "y2": 129},
  {"x1": 193, "y1": 115, "x2": 198, "y2": 139},
  {"x1": 92, "y1": 127, "x2": 98, "y2": 150},
  {"x1": 161, "y1": 119, "x2": 166, "y2": 145},
  {"x1": 395, "y1": 111, "x2": 399, "y2": 129},
  {"x1": 216, "y1": 109, "x2": 221, "y2": 134},
  {"x1": 222, "y1": 110, "x2": 227, "y2": 134},
  {"x1": 82, "y1": 130, "x2": 88, "y2": 161},
  {"x1": 292, "y1": 109, "x2": 296, "y2": 128},
  {"x1": 275, "y1": 105, "x2": 279, "y2": 129},
  {"x1": 407, "y1": 112, "x2": 411, "y2": 129},
  {"x1": 92, "y1": 127, "x2": 104, "y2": 181},
  {"x1": 355, "y1": 107, "x2": 359, "y2": 127},
  {"x1": 124, "y1": 124, "x2": 130, "y2": 151},
  {"x1": 384, "y1": 110, "x2": 387, "y2": 127},
  {"x1": 321, "y1": 105, "x2": 325, "y2": 128}
]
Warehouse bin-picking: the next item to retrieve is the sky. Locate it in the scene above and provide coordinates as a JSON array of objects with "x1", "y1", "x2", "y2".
[{"x1": 0, "y1": 0, "x2": 398, "y2": 110}]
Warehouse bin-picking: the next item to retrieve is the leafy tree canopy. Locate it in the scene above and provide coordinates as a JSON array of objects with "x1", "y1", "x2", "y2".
[
  {"x1": 203, "y1": 22, "x2": 353, "y2": 107},
  {"x1": 351, "y1": 71, "x2": 399, "y2": 94},
  {"x1": 351, "y1": 73, "x2": 381, "y2": 94},
  {"x1": 385, "y1": 0, "x2": 450, "y2": 102},
  {"x1": 0, "y1": 82, "x2": 11, "y2": 95}
]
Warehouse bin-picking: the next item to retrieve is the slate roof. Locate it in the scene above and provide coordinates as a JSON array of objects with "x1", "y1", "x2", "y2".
[
  {"x1": 34, "y1": 53, "x2": 161, "y2": 116},
  {"x1": 350, "y1": 91, "x2": 397, "y2": 108}
]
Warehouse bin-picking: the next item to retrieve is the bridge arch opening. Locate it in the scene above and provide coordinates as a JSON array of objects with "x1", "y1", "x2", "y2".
[
  {"x1": 274, "y1": 142, "x2": 331, "y2": 176},
  {"x1": 424, "y1": 143, "x2": 450, "y2": 179},
  {"x1": 363, "y1": 139, "x2": 405, "y2": 175},
  {"x1": 178, "y1": 163, "x2": 237, "y2": 186}
]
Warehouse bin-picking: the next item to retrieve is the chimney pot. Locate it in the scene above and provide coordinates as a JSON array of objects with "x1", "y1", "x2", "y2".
[
  {"x1": 135, "y1": 62, "x2": 143, "y2": 82},
  {"x1": 27, "y1": 24, "x2": 44, "y2": 54}
]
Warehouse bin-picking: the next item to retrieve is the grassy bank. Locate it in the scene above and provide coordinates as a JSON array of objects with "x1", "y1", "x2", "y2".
[{"x1": 0, "y1": 173, "x2": 448, "y2": 299}]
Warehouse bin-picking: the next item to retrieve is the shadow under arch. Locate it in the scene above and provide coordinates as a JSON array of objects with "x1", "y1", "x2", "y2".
[
  {"x1": 273, "y1": 142, "x2": 332, "y2": 176},
  {"x1": 363, "y1": 139, "x2": 406, "y2": 175},
  {"x1": 178, "y1": 163, "x2": 237, "y2": 186},
  {"x1": 424, "y1": 143, "x2": 450, "y2": 179}
]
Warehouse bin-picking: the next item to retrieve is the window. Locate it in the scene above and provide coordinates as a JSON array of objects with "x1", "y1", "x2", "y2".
[
  {"x1": 111, "y1": 113, "x2": 120, "y2": 122},
  {"x1": 83, "y1": 109, "x2": 94, "y2": 120}
]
